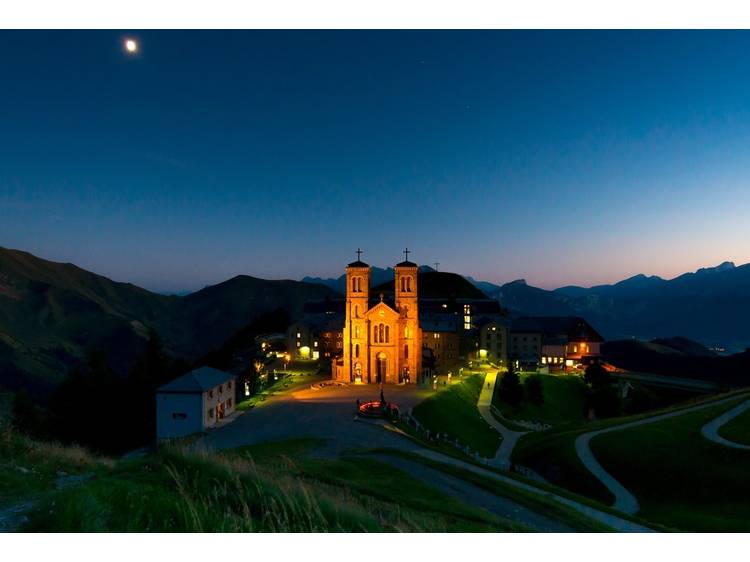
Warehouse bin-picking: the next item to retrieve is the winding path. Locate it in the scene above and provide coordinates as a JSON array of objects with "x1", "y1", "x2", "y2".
[
  {"x1": 477, "y1": 372, "x2": 528, "y2": 465},
  {"x1": 575, "y1": 393, "x2": 748, "y2": 515},
  {"x1": 701, "y1": 398, "x2": 750, "y2": 450}
]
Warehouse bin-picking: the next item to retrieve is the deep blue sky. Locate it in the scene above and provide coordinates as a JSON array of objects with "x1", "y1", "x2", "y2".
[{"x1": 2, "y1": 30, "x2": 750, "y2": 293}]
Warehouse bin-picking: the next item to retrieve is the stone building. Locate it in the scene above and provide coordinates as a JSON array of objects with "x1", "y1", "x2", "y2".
[{"x1": 332, "y1": 251, "x2": 422, "y2": 384}]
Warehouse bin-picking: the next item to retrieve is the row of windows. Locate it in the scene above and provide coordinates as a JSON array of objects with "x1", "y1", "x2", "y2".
[
  {"x1": 373, "y1": 323, "x2": 390, "y2": 343},
  {"x1": 354, "y1": 344, "x2": 410, "y2": 358},
  {"x1": 207, "y1": 381, "x2": 231, "y2": 399}
]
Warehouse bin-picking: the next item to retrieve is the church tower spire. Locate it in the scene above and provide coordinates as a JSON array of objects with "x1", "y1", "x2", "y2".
[
  {"x1": 395, "y1": 248, "x2": 420, "y2": 383},
  {"x1": 341, "y1": 249, "x2": 370, "y2": 383}
]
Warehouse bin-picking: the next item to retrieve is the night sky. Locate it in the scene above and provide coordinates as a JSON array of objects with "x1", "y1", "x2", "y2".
[{"x1": 2, "y1": 30, "x2": 750, "y2": 293}]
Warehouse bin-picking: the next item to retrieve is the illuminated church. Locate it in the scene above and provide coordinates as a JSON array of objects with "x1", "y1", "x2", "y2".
[{"x1": 332, "y1": 250, "x2": 422, "y2": 384}]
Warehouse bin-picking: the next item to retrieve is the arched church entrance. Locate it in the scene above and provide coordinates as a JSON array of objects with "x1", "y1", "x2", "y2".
[{"x1": 376, "y1": 352, "x2": 387, "y2": 384}]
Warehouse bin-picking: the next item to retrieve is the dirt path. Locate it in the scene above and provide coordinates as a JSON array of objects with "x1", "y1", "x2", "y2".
[
  {"x1": 477, "y1": 372, "x2": 527, "y2": 466},
  {"x1": 701, "y1": 398, "x2": 750, "y2": 450},
  {"x1": 575, "y1": 393, "x2": 748, "y2": 515}
]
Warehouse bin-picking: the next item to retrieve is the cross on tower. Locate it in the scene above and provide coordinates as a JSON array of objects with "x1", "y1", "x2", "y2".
[
  {"x1": 356, "y1": 248, "x2": 363, "y2": 261},
  {"x1": 403, "y1": 247, "x2": 411, "y2": 261}
]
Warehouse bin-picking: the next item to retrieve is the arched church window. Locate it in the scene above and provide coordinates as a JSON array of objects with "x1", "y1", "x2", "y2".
[
  {"x1": 378, "y1": 324, "x2": 384, "y2": 343},
  {"x1": 354, "y1": 305, "x2": 359, "y2": 317},
  {"x1": 406, "y1": 277, "x2": 412, "y2": 292},
  {"x1": 355, "y1": 344, "x2": 359, "y2": 358},
  {"x1": 404, "y1": 344, "x2": 409, "y2": 359},
  {"x1": 385, "y1": 325, "x2": 390, "y2": 343},
  {"x1": 373, "y1": 325, "x2": 378, "y2": 343}
]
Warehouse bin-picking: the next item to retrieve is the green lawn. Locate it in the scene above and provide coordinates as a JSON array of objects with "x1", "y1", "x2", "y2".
[
  {"x1": 412, "y1": 374, "x2": 502, "y2": 458},
  {"x1": 493, "y1": 373, "x2": 588, "y2": 426},
  {"x1": 718, "y1": 403, "x2": 750, "y2": 445},
  {"x1": 590, "y1": 397, "x2": 750, "y2": 531},
  {"x1": 20, "y1": 436, "x2": 524, "y2": 532},
  {"x1": 512, "y1": 391, "x2": 750, "y2": 507}
]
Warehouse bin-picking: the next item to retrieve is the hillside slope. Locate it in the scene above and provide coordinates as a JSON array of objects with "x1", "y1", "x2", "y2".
[{"x1": 0, "y1": 247, "x2": 337, "y2": 396}]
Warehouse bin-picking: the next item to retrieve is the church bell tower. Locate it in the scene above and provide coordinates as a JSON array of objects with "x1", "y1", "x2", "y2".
[
  {"x1": 395, "y1": 248, "x2": 421, "y2": 383},
  {"x1": 342, "y1": 249, "x2": 370, "y2": 382}
]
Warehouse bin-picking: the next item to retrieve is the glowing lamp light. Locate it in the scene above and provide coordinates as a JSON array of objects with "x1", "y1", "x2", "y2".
[
  {"x1": 479, "y1": 349, "x2": 488, "y2": 359},
  {"x1": 124, "y1": 38, "x2": 138, "y2": 53}
]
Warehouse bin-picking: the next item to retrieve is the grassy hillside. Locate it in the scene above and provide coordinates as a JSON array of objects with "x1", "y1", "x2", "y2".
[
  {"x1": 717, "y1": 405, "x2": 750, "y2": 445},
  {"x1": 512, "y1": 391, "x2": 750, "y2": 511},
  {"x1": 412, "y1": 374, "x2": 502, "y2": 457},
  {"x1": 590, "y1": 398, "x2": 750, "y2": 531},
  {"x1": 1, "y1": 429, "x2": 524, "y2": 532},
  {"x1": 492, "y1": 373, "x2": 588, "y2": 426},
  {"x1": 0, "y1": 247, "x2": 337, "y2": 397}
]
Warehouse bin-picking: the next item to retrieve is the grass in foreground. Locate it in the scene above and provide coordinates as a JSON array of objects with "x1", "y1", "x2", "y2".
[
  {"x1": 717, "y1": 401, "x2": 750, "y2": 445},
  {"x1": 0, "y1": 424, "x2": 112, "y2": 505},
  {"x1": 492, "y1": 373, "x2": 588, "y2": 426},
  {"x1": 412, "y1": 374, "x2": 501, "y2": 458},
  {"x1": 590, "y1": 397, "x2": 750, "y2": 532},
  {"x1": 21, "y1": 437, "x2": 524, "y2": 532}
]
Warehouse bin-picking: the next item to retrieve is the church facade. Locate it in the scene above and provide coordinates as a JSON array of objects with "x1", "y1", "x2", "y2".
[{"x1": 332, "y1": 252, "x2": 422, "y2": 384}]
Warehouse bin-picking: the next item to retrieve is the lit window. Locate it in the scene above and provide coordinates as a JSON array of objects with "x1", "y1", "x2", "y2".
[
  {"x1": 314, "y1": 341, "x2": 318, "y2": 347},
  {"x1": 296, "y1": 332, "x2": 301, "y2": 338}
]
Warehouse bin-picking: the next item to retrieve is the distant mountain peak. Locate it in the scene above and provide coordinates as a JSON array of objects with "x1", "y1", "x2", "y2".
[{"x1": 696, "y1": 261, "x2": 736, "y2": 274}]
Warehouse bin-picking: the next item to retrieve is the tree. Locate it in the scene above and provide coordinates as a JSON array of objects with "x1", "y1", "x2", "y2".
[
  {"x1": 525, "y1": 375, "x2": 544, "y2": 406},
  {"x1": 584, "y1": 363, "x2": 611, "y2": 389},
  {"x1": 47, "y1": 350, "x2": 127, "y2": 453},
  {"x1": 499, "y1": 367, "x2": 523, "y2": 406},
  {"x1": 587, "y1": 386, "x2": 621, "y2": 418},
  {"x1": 11, "y1": 388, "x2": 44, "y2": 436}
]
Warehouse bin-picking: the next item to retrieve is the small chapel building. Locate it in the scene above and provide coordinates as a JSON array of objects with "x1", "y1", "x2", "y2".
[{"x1": 332, "y1": 251, "x2": 422, "y2": 384}]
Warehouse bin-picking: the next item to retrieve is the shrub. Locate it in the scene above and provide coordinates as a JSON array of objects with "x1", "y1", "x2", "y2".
[
  {"x1": 584, "y1": 363, "x2": 611, "y2": 389},
  {"x1": 499, "y1": 369, "x2": 523, "y2": 406},
  {"x1": 525, "y1": 375, "x2": 544, "y2": 406},
  {"x1": 587, "y1": 386, "x2": 621, "y2": 418}
]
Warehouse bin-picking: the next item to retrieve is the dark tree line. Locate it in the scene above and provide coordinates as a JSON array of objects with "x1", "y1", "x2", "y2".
[
  {"x1": 496, "y1": 364, "x2": 545, "y2": 407},
  {"x1": 10, "y1": 308, "x2": 292, "y2": 454}
]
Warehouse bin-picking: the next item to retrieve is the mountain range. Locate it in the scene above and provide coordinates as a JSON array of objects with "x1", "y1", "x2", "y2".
[
  {"x1": 304, "y1": 261, "x2": 750, "y2": 352},
  {"x1": 483, "y1": 262, "x2": 750, "y2": 353},
  {"x1": 2, "y1": 246, "x2": 749, "y2": 397}
]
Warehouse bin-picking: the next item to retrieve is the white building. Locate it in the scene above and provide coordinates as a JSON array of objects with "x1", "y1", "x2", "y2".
[{"x1": 156, "y1": 366, "x2": 236, "y2": 440}]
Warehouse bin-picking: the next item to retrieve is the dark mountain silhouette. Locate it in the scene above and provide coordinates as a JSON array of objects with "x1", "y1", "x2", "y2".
[
  {"x1": 372, "y1": 271, "x2": 488, "y2": 300},
  {"x1": 303, "y1": 265, "x2": 434, "y2": 294},
  {"x1": 482, "y1": 262, "x2": 750, "y2": 352},
  {"x1": 602, "y1": 338, "x2": 748, "y2": 387},
  {"x1": 0, "y1": 247, "x2": 337, "y2": 397}
]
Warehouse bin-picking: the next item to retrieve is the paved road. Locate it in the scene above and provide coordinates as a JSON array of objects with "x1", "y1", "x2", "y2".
[
  {"x1": 197, "y1": 383, "x2": 433, "y2": 457},
  {"x1": 369, "y1": 453, "x2": 573, "y2": 532},
  {"x1": 701, "y1": 398, "x2": 750, "y2": 450},
  {"x1": 199, "y1": 381, "x2": 652, "y2": 532},
  {"x1": 575, "y1": 393, "x2": 749, "y2": 515},
  {"x1": 477, "y1": 372, "x2": 527, "y2": 465}
]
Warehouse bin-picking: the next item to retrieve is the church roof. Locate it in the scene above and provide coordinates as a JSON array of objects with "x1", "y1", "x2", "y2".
[
  {"x1": 396, "y1": 260, "x2": 418, "y2": 267},
  {"x1": 347, "y1": 260, "x2": 370, "y2": 268},
  {"x1": 157, "y1": 366, "x2": 234, "y2": 394}
]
